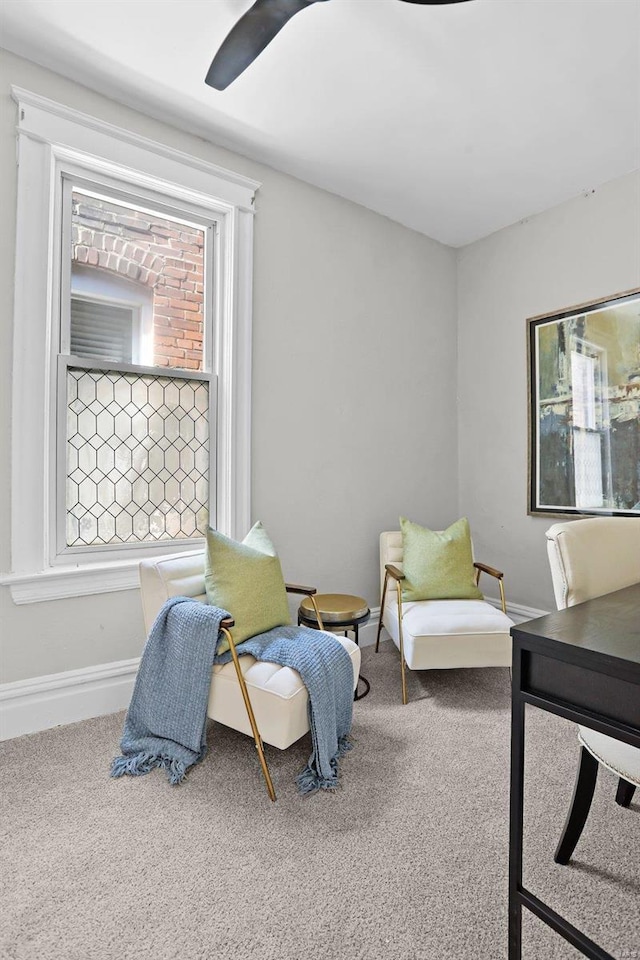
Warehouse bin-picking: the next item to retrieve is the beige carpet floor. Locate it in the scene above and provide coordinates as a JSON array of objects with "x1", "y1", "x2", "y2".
[{"x1": 1, "y1": 640, "x2": 638, "y2": 960}]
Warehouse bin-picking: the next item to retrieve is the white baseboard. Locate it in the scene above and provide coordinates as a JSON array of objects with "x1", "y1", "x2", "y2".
[
  {"x1": 0, "y1": 657, "x2": 139, "y2": 741},
  {"x1": 368, "y1": 599, "x2": 548, "y2": 630},
  {"x1": 484, "y1": 597, "x2": 549, "y2": 623},
  {"x1": 0, "y1": 611, "x2": 383, "y2": 742},
  {"x1": 0, "y1": 599, "x2": 544, "y2": 742},
  {"x1": 358, "y1": 606, "x2": 380, "y2": 647}
]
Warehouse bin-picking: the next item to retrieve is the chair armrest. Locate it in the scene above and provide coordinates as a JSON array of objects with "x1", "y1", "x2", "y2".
[
  {"x1": 285, "y1": 583, "x2": 317, "y2": 595},
  {"x1": 474, "y1": 563, "x2": 507, "y2": 614},
  {"x1": 474, "y1": 562, "x2": 504, "y2": 581},
  {"x1": 385, "y1": 564, "x2": 405, "y2": 581}
]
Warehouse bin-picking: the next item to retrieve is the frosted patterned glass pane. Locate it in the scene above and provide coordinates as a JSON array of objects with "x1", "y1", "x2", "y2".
[{"x1": 66, "y1": 367, "x2": 209, "y2": 546}]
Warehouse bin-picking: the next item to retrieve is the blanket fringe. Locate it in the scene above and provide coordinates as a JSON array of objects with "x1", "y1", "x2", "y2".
[
  {"x1": 295, "y1": 736, "x2": 353, "y2": 795},
  {"x1": 110, "y1": 753, "x2": 188, "y2": 785},
  {"x1": 336, "y1": 735, "x2": 353, "y2": 758}
]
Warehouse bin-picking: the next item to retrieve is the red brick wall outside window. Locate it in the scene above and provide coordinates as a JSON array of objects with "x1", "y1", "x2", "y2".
[{"x1": 72, "y1": 192, "x2": 205, "y2": 370}]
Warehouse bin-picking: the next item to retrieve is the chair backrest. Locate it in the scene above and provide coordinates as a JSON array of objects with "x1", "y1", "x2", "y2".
[
  {"x1": 379, "y1": 532, "x2": 403, "y2": 594},
  {"x1": 379, "y1": 529, "x2": 480, "y2": 595},
  {"x1": 546, "y1": 517, "x2": 640, "y2": 610},
  {"x1": 139, "y1": 550, "x2": 206, "y2": 634}
]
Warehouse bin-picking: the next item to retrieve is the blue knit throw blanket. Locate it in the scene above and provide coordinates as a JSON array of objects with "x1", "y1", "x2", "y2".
[
  {"x1": 111, "y1": 597, "x2": 354, "y2": 794},
  {"x1": 218, "y1": 625, "x2": 354, "y2": 794}
]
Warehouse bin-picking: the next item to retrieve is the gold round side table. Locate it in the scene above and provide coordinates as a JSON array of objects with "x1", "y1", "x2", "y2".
[{"x1": 298, "y1": 593, "x2": 371, "y2": 700}]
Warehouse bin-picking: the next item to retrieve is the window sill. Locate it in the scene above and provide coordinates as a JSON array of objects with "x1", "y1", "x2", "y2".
[{"x1": 1, "y1": 561, "x2": 143, "y2": 604}]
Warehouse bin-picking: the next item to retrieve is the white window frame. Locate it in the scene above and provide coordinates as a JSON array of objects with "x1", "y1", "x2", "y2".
[
  {"x1": 2, "y1": 87, "x2": 259, "y2": 603},
  {"x1": 56, "y1": 169, "x2": 217, "y2": 562}
]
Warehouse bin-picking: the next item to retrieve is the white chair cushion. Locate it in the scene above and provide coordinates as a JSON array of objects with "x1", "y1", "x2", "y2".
[
  {"x1": 209, "y1": 633, "x2": 359, "y2": 750},
  {"x1": 139, "y1": 551, "x2": 361, "y2": 751},
  {"x1": 579, "y1": 726, "x2": 640, "y2": 787},
  {"x1": 383, "y1": 598, "x2": 512, "y2": 670}
]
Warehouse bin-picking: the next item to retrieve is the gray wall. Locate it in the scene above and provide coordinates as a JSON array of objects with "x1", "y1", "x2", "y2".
[
  {"x1": 0, "y1": 50, "x2": 458, "y2": 683},
  {"x1": 3, "y1": 50, "x2": 637, "y2": 683},
  {"x1": 457, "y1": 171, "x2": 640, "y2": 611}
]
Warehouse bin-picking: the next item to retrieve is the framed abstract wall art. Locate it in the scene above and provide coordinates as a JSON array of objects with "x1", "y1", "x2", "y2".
[{"x1": 528, "y1": 288, "x2": 640, "y2": 517}]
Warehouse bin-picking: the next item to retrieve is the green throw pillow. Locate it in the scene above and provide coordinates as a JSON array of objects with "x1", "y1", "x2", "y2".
[
  {"x1": 205, "y1": 521, "x2": 291, "y2": 652},
  {"x1": 400, "y1": 516, "x2": 483, "y2": 602}
]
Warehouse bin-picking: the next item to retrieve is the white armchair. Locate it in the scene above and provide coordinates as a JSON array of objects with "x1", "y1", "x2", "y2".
[
  {"x1": 138, "y1": 551, "x2": 361, "y2": 800},
  {"x1": 546, "y1": 517, "x2": 640, "y2": 863},
  {"x1": 375, "y1": 531, "x2": 513, "y2": 704}
]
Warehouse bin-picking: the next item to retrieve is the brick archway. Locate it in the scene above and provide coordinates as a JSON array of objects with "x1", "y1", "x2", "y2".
[{"x1": 73, "y1": 238, "x2": 161, "y2": 289}]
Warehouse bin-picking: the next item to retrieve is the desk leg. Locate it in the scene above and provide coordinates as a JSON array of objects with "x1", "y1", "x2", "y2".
[{"x1": 509, "y1": 643, "x2": 525, "y2": 960}]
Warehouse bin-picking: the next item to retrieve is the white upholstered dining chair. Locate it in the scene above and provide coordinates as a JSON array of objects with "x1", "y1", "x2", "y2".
[
  {"x1": 546, "y1": 517, "x2": 640, "y2": 863},
  {"x1": 375, "y1": 530, "x2": 513, "y2": 704},
  {"x1": 138, "y1": 551, "x2": 361, "y2": 800}
]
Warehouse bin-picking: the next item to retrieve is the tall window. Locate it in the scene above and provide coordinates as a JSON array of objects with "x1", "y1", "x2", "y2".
[
  {"x1": 60, "y1": 184, "x2": 212, "y2": 552},
  {"x1": 5, "y1": 88, "x2": 258, "y2": 603}
]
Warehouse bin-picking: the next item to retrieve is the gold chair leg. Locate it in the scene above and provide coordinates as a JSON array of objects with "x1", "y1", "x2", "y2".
[
  {"x1": 221, "y1": 627, "x2": 276, "y2": 802},
  {"x1": 499, "y1": 578, "x2": 507, "y2": 614},
  {"x1": 396, "y1": 582, "x2": 408, "y2": 705},
  {"x1": 375, "y1": 570, "x2": 390, "y2": 652},
  {"x1": 307, "y1": 594, "x2": 325, "y2": 632}
]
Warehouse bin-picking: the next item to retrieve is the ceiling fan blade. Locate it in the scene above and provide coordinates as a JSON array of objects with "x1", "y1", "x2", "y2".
[{"x1": 205, "y1": 0, "x2": 328, "y2": 91}]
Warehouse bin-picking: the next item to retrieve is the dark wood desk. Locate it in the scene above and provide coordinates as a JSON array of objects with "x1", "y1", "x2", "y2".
[{"x1": 509, "y1": 583, "x2": 640, "y2": 960}]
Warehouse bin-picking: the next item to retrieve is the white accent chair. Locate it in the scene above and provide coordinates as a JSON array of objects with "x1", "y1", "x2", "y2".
[
  {"x1": 375, "y1": 531, "x2": 513, "y2": 704},
  {"x1": 138, "y1": 551, "x2": 361, "y2": 800},
  {"x1": 546, "y1": 517, "x2": 640, "y2": 863}
]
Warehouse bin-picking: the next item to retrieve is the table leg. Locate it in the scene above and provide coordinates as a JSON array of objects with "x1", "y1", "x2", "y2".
[
  {"x1": 351, "y1": 622, "x2": 371, "y2": 701},
  {"x1": 509, "y1": 643, "x2": 525, "y2": 960},
  {"x1": 298, "y1": 610, "x2": 371, "y2": 700}
]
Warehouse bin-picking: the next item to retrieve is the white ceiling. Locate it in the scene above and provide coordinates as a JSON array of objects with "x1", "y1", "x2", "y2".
[{"x1": 1, "y1": 0, "x2": 639, "y2": 246}]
